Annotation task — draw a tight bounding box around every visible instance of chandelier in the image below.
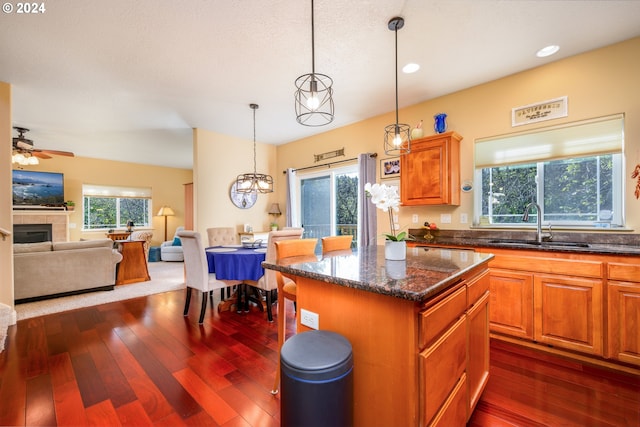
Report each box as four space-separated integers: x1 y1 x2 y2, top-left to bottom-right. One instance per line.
235 104 274 194
384 17 411 156
294 0 334 126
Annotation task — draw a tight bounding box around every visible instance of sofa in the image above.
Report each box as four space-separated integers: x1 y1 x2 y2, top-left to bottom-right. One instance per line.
14 239 123 303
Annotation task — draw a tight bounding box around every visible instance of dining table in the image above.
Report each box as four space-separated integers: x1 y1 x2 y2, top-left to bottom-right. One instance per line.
205 244 268 314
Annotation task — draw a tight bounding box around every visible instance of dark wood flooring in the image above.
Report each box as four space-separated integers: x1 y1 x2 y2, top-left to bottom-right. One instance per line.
1 289 638 426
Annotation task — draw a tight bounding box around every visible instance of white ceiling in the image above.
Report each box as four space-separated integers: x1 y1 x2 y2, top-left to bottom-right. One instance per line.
2 0 639 169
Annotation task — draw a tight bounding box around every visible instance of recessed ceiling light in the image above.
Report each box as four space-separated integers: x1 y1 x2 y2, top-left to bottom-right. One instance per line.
402 63 420 74
536 45 560 58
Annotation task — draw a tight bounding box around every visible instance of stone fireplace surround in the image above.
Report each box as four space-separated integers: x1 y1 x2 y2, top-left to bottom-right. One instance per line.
12 210 70 243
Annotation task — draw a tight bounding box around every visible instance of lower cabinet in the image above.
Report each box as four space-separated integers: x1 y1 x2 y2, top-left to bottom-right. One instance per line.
418 267 490 427
488 269 533 339
482 248 640 369
534 274 603 355
608 262 640 365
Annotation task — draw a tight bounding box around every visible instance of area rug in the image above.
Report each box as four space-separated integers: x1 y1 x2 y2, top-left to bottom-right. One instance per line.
0 303 11 352
15 261 185 321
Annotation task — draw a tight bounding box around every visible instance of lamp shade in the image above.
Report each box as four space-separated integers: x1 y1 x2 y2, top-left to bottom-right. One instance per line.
268 203 282 215
157 206 175 216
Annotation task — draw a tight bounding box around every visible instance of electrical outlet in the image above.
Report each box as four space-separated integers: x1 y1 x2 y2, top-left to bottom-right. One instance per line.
412 214 419 223
441 214 452 224
460 213 468 224
300 308 319 330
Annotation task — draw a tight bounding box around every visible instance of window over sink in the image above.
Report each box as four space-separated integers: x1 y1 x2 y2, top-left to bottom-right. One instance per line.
474 114 624 228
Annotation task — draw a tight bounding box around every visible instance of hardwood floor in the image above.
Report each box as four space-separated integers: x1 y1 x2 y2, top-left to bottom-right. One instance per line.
1 289 638 426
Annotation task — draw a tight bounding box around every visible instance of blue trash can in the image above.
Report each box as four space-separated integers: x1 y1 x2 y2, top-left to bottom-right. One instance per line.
148 246 161 262
280 330 353 427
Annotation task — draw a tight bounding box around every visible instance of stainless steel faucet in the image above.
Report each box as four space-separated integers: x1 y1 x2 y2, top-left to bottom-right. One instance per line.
522 202 542 243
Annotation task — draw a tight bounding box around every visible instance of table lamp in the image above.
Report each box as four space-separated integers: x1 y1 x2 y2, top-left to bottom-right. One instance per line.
157 206 175 241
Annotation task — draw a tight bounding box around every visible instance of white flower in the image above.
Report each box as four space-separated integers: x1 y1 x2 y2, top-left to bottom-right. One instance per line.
365 182 409 241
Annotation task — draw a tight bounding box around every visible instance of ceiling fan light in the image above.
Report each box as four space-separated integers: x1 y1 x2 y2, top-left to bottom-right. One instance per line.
27 156 39 165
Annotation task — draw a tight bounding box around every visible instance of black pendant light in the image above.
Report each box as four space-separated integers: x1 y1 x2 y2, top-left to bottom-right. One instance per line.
384 17 411 156
294 0 334 126
235 104 274 194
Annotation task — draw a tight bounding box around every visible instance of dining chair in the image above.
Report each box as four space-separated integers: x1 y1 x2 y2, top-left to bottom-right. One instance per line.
178 230 240 324
272 237 318 394
241 228 304 322
321 235 353 254
206 227 237 246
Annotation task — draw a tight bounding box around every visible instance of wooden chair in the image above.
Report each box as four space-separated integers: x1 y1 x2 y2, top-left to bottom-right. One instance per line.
321 235 353 254
206 227 237 246
242 228 304 322
272 237 318 394
178 231 239 324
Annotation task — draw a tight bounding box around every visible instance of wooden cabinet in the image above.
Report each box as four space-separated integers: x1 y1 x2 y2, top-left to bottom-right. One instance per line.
607 262 640 366
534 274 603 355
488 269 534 339
481 248 608 358
400 131 462 206
466 270 490 419
294 263 491 426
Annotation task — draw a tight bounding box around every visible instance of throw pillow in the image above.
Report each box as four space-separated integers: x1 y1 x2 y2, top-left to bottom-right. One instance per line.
172 237 182 246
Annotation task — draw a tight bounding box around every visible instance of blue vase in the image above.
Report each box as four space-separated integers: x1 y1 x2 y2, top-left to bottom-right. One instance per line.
434 113 447 134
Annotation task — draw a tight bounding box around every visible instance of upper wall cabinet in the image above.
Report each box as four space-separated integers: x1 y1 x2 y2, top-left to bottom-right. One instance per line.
400 131 462 206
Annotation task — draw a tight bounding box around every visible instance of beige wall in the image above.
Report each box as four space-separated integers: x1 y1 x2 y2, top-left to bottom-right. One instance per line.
193 128 278 241
276 37 640 236
12 156 192 246
1 82 14 313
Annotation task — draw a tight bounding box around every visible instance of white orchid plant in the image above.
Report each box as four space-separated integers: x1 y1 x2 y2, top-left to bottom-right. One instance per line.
365 182 412 241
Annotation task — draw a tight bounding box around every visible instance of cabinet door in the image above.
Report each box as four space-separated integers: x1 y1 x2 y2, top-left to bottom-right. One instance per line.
400 132 461 206
489 269 534 339
608 280 640 366
534 274 603 355
467 290 489 419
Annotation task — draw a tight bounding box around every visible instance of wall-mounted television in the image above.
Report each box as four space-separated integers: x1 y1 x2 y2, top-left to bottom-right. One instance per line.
12 170 65 207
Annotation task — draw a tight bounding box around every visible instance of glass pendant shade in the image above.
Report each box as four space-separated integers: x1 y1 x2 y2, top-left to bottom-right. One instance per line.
384 16 411 156
295 0 334 127
236 103 274 194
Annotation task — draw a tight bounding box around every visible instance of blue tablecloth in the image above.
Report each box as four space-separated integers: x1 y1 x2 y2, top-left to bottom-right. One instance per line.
205 246 266 281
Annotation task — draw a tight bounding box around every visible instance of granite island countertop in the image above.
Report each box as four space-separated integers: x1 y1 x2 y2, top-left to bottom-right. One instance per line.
262 245 493 302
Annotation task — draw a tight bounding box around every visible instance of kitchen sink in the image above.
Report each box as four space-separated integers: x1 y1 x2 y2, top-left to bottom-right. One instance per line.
488 239 590 248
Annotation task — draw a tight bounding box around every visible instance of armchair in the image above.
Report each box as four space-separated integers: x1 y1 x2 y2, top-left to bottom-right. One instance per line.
130 230 153 260
161 226 185 261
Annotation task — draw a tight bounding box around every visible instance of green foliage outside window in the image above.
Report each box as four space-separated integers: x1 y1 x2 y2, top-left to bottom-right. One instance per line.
83 196 151 230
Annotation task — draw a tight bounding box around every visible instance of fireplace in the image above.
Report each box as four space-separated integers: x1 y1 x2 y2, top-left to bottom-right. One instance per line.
13 224 53 244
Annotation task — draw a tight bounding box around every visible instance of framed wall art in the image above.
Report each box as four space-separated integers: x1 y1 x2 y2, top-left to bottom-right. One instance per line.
380 157 400 179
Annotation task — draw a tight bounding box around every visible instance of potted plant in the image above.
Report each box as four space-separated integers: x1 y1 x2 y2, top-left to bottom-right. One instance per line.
364 182 413 260
270 222 278 231
65 200 75 211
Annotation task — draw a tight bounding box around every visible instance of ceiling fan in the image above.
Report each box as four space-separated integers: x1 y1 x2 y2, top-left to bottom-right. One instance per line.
12 127 74 165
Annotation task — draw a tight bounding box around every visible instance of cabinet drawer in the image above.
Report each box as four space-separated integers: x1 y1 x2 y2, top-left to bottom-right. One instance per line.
427 373 467 427
467 269 489 307
420 315 467 426
608 262 640 283
419 284 466 349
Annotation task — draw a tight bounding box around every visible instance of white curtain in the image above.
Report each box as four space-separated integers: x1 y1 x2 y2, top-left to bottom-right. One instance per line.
285 168 298 228
358 153 377 247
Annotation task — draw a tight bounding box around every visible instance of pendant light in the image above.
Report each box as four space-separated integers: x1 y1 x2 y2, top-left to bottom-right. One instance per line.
384 16 411 156
235 104 274 194
294 0 334 126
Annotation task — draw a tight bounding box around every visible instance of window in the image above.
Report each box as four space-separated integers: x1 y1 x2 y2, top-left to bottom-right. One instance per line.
298 165 359 247
82 184 152 230
474 115 624 228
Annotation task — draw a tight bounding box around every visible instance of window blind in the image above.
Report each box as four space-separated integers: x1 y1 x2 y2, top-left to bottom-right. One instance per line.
83 184 151 198
475 114 624 169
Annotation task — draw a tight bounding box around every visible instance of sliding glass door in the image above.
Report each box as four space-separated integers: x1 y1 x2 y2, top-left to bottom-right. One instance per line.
298 165 358 248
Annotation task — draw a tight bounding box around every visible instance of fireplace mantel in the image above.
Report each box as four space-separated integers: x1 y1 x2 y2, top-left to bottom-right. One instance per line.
13 211 70 242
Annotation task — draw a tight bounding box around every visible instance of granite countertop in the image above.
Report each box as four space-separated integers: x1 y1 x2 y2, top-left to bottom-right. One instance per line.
409 229 640 256
262 245 493 302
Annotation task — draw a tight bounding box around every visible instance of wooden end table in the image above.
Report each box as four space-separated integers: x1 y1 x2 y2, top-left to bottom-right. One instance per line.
116 240 150 285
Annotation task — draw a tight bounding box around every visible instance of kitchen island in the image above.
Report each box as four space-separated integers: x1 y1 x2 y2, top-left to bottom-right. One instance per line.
263 245 493 427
